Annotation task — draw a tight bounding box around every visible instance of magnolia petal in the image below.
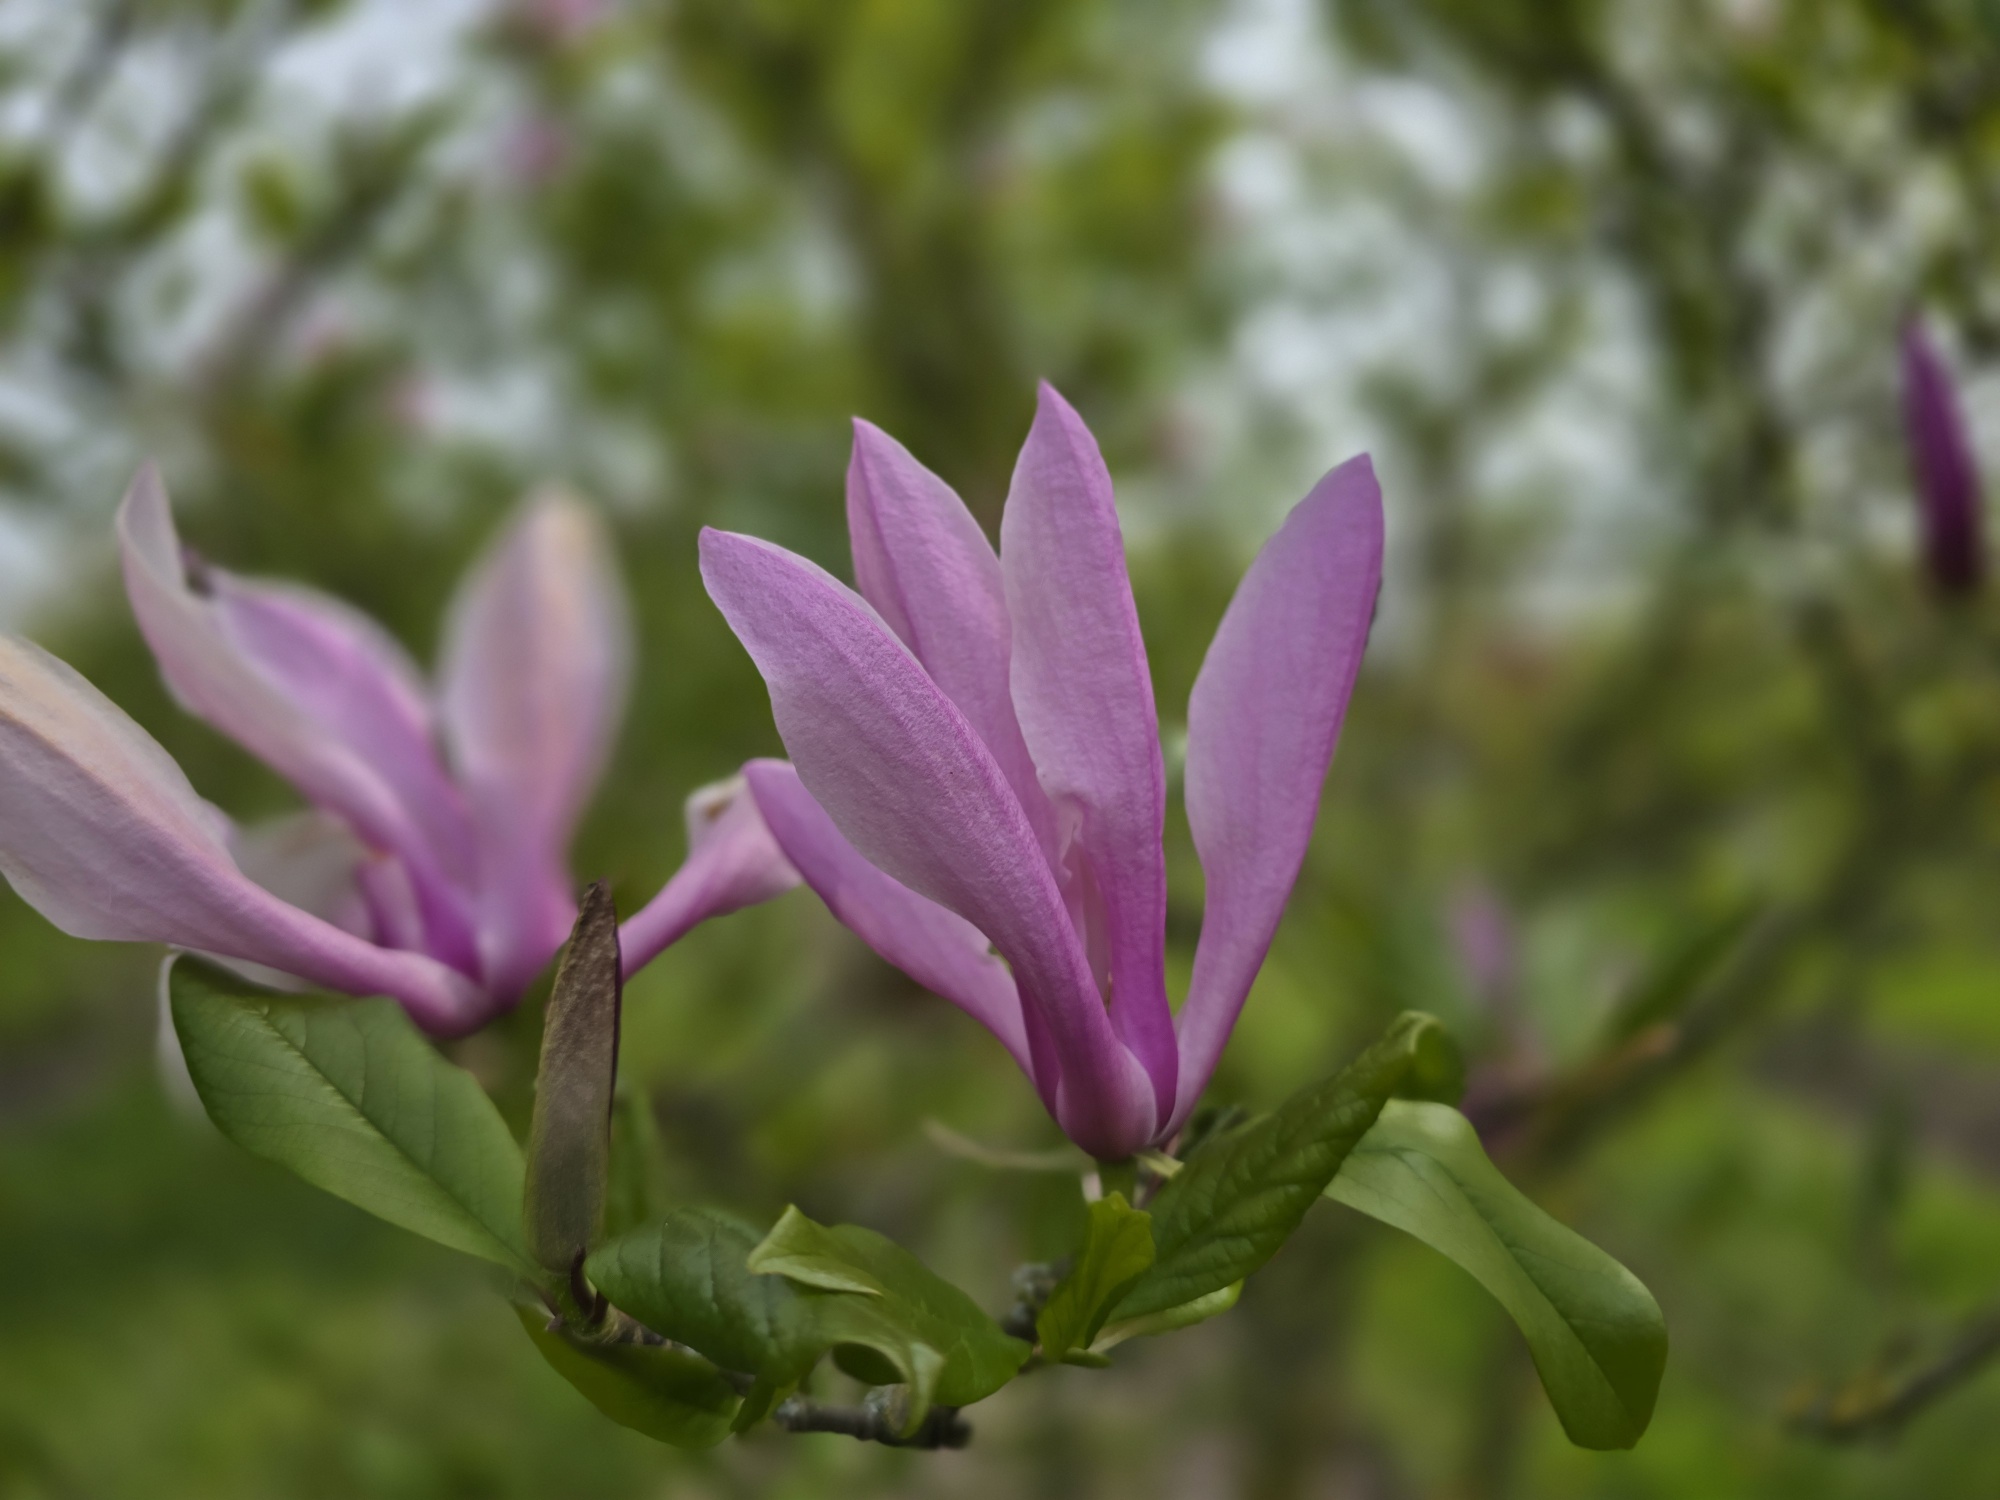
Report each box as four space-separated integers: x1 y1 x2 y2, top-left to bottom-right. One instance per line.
206 578 474 873
440 488 631 998
846 420 1056 858
0 636 486 1032
230 811 374 938
116 467 479 972
618 772 802 975
1173 456 1383 1133
743 758 1033 1075
700 527 1155 1158
999 384 1175 1117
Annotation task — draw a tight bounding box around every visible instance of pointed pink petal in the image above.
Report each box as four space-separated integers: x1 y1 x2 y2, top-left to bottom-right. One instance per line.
440 488 631 998
618 771 802 974
1172 456 1384 1132
846 420 1057 858
999 383 1175 1116
742 758 1033 1075
117 467 479 972
0 637 486 1032
700 526 1154 1158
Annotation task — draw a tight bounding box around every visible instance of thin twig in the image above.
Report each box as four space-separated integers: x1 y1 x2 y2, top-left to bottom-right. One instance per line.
1789 1307 2000 1442
771 1396 971 1449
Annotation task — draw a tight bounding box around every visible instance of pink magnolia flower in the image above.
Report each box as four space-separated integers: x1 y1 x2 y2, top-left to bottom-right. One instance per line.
0 468 795 1035
701 384 1382 1160
1901 319 1985 597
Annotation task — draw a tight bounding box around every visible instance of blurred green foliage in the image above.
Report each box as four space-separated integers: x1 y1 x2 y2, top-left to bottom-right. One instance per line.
7 0 2000 1495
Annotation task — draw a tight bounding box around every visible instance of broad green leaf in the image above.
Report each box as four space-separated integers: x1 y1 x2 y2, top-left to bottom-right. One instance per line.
747 1206 884 1294
585 1207 956 1435
1037 1193 1155 1363
589 1208 829 1384
170 957 532 1275
524 883 622 1276
1325 1100 1667 1450
1113 1011 1451 1320
1093 1281 1242 1352
512 1304 738 1449
750 1206 1031 1406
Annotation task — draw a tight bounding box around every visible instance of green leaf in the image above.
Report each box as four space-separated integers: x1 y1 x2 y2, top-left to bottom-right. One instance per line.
588 1208 829 1385
1093 1281 1242 1353
511 1304 738 1449
586 1207 955 1436
169 957 532 1275
1326 1100 1667 1450
749 1206 1031 1407
1114 1011 1450 1321
524 883 622 1277
1036 1193 1155 1363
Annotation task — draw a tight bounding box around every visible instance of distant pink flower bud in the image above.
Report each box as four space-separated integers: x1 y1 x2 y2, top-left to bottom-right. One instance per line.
1448 880 1515 1009
502 116 569 187
1901 320 1985 597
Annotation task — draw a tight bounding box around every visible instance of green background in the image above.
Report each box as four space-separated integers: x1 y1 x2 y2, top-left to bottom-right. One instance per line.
6 0 2000 1494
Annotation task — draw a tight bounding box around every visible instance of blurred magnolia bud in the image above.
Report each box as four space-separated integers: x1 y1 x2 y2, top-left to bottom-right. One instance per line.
515 0 608 45
1448 879 1516 1011
1900 319 1985 597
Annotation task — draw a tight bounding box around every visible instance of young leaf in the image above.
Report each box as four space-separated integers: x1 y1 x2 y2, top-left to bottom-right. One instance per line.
511 1304 739 1449
1325 1099 1668 1450
749 1206 1031 1406
170 956 532 1275
1113 1011 1451 1321
1036 1193 1155 1363
588 1208 829 1385
588 1208 986 1436
524 882 622 1277
1092 1281 1242 1353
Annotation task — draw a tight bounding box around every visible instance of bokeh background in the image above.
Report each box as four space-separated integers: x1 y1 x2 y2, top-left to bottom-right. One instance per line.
6 0 2000 1495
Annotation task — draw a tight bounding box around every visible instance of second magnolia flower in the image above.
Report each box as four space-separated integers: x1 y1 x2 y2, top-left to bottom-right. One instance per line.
0 472 796 1033
704 383 1383 1160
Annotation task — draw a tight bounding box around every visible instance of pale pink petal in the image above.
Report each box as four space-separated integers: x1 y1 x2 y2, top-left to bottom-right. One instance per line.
116 467 479 972
440 487 631 997
742 758 1032 1075
846 420 1057 858
1172 456 1383 1132
999 383 1175 1116
0 637 486 1032
207 578 473 872
700 527 1155 1158
229 811 374 938
618 772 802 975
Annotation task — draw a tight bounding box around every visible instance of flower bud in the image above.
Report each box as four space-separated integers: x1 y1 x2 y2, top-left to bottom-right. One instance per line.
1901 320 1985 597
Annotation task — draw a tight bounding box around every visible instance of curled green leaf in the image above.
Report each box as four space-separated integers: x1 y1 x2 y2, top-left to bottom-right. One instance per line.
1327 1100 1667 1450
749 1206 1031 1407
